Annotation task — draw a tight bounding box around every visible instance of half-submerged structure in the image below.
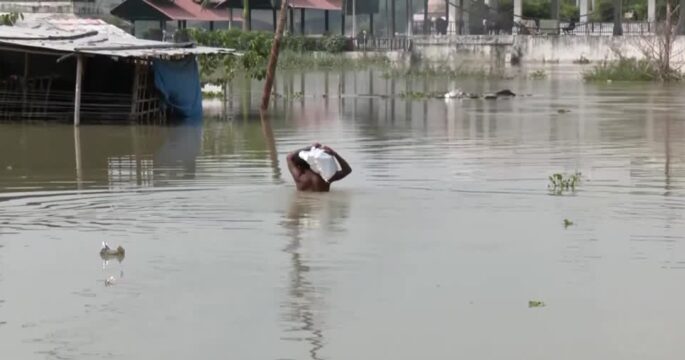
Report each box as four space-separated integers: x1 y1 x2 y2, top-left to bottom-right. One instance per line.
0 19 234 124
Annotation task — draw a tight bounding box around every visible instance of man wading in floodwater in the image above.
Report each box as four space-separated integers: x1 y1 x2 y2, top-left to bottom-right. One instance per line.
287 143 352 192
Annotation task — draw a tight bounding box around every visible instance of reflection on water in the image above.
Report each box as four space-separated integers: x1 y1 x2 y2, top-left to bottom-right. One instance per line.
0 70 684 360
280 192 351 360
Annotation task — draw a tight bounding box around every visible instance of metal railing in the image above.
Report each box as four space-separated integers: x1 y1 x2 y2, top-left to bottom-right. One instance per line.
352 36 412 51
518 21 656 35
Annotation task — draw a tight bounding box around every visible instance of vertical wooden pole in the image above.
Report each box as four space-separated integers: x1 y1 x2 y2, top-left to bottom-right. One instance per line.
130 63 140 121
22 53 28 116
325 10 329 33
210 21 214 31
74 126 83 189
74 55 84 126
289 7 294 33
341 12 346 35
260 0 289 111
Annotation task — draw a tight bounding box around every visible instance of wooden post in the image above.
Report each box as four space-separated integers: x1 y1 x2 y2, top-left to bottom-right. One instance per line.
325 10 329 33
260 0 289 111
130 63 140 121
132 20 136 36
74 126 83 189
74 55 84 126
341 12 346 35
210 21 214 31
22 53 28 116
300 8 305 34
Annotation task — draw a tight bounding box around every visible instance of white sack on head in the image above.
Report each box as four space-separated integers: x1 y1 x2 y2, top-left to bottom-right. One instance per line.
298 147 339 183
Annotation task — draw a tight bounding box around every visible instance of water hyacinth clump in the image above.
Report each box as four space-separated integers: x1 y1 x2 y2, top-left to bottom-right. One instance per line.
548 172 582 194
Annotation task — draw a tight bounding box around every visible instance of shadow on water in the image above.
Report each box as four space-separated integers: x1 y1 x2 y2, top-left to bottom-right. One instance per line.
280 191 351 360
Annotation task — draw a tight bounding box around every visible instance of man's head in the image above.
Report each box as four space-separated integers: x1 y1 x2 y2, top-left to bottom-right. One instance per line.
292 154 310 171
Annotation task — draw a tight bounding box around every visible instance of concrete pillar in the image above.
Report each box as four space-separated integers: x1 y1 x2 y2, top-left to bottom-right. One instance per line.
550 0 560 20
613 0 622 35
407 0 413 36
580 0 588 23
648 0 655 22
390 0 396 36
513 0 522 31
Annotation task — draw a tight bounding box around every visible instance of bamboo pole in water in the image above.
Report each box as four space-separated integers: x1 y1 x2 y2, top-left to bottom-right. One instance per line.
74 55 84 126
260 0 289 111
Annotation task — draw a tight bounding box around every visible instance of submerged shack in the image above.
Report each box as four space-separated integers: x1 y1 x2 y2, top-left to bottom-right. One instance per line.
0 19 233 124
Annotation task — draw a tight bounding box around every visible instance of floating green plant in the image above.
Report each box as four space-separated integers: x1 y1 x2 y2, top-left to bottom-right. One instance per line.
563 219 574 228
529 300 546 308
548 172 582 194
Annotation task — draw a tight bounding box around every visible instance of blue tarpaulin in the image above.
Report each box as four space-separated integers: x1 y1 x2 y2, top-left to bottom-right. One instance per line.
152 56 203 121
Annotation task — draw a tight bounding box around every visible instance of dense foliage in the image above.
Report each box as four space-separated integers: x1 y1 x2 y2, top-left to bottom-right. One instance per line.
189 29 349 82
0 12 23 26
583 57 681 81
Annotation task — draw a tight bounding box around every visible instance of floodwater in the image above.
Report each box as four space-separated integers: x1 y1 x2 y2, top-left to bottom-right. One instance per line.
1 70 684 360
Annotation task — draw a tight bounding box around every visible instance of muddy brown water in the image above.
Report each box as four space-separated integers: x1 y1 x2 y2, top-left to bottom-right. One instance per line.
0 71 684 360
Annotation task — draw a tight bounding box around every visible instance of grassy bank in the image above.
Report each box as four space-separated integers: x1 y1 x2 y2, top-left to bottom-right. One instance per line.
583 57 682 82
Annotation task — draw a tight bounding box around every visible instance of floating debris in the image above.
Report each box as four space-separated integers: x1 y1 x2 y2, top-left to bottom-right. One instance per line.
557 109 571 114
529 300 546 308
105 276 117 287
548 172 582 195
100 242 125 261
563 219 574 228
495 89 516 97
444 88 516 101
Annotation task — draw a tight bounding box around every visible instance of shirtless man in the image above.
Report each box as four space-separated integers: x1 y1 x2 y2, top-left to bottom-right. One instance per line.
286 143 352 192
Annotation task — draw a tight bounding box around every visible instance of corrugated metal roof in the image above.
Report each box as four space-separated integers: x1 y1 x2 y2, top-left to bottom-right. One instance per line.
0 24 235 59
144 0 233 21
215 0 342 11
289 0 342 10
110 0 239 21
